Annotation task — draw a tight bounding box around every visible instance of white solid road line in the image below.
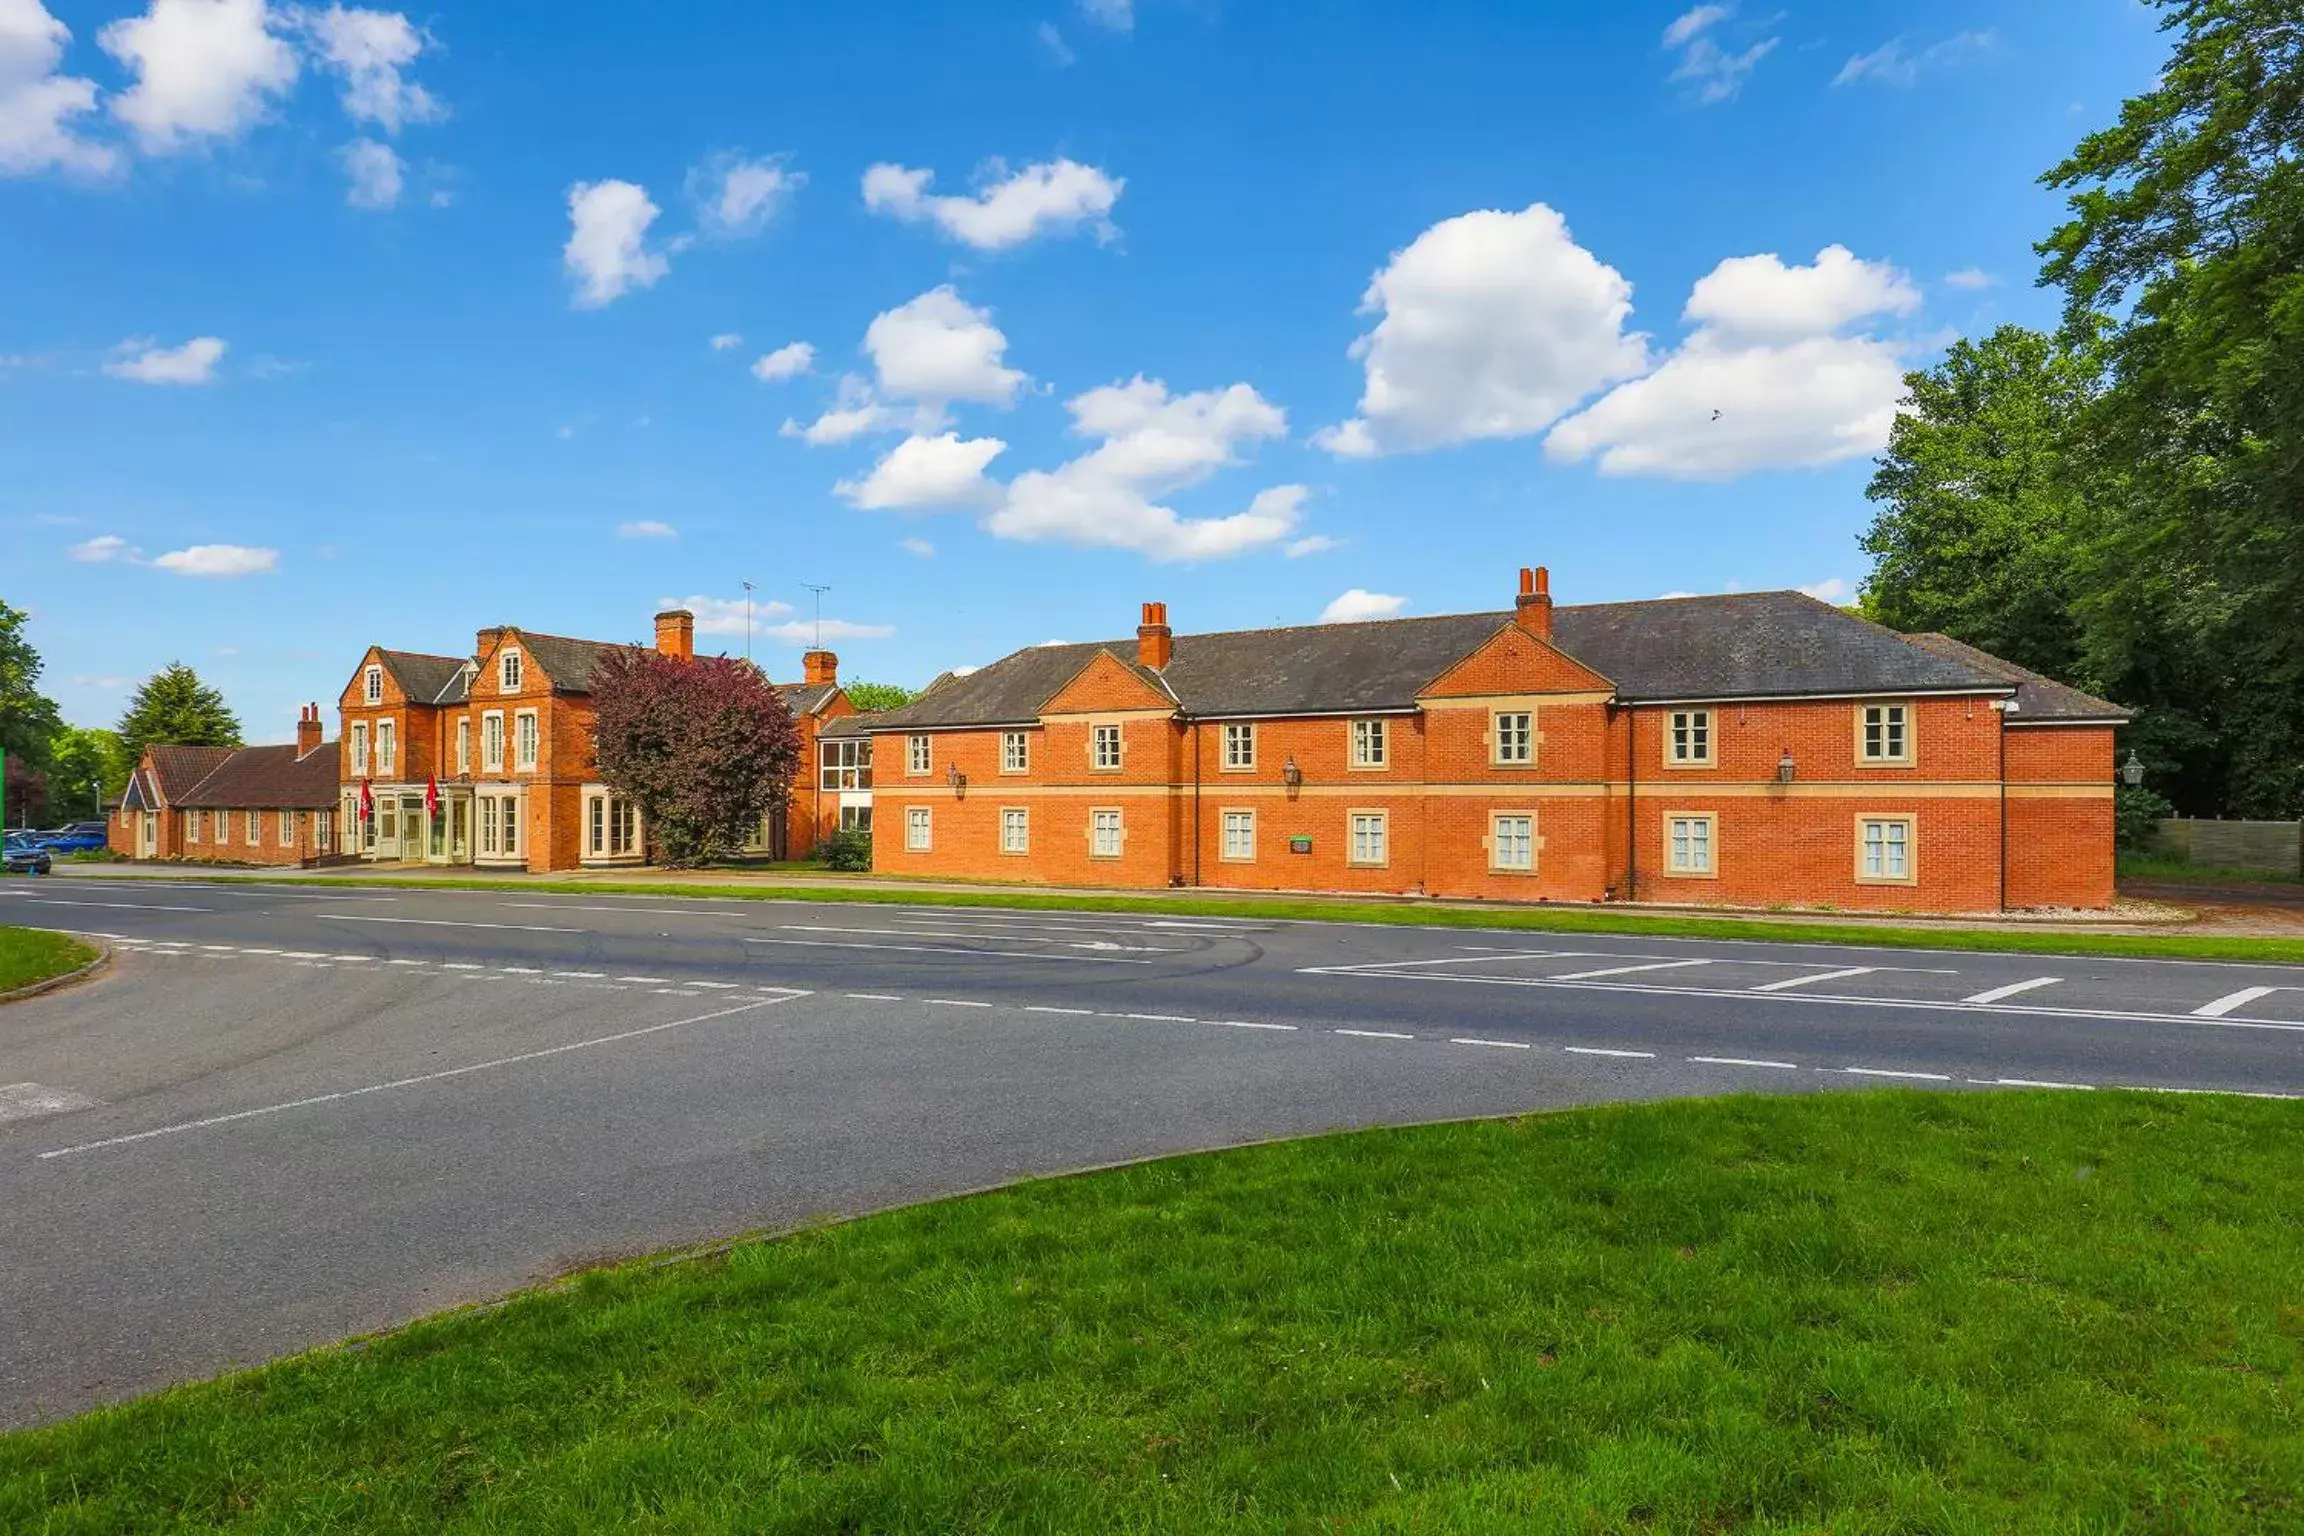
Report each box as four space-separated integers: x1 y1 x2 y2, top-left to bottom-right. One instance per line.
1750 967 1876 993
1319 952 1585 972
0 897 211 912
319 915 582 934
1688 1055 1800 1070
1450 1037 1532 1050
1550 959 1715 981
1842 1067 1952 1081
1963 976 2063 1004
743 936 1151 965
2194 986 2280 1018
783 922 1186 953
37 993 807 1160
1565 1046 1656 1058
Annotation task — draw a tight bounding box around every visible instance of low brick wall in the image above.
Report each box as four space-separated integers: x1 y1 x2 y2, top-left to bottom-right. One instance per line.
2153 818 2304 875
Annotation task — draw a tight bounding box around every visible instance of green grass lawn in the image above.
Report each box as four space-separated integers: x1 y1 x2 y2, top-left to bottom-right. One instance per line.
0 925 97 993
5 1091 2299 1533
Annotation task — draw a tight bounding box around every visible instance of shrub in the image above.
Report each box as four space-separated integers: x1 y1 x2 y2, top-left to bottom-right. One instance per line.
822 827 873 871
2115 786 2175 851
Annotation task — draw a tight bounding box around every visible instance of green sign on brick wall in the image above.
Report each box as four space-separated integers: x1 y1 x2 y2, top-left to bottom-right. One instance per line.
1289 835 1313 854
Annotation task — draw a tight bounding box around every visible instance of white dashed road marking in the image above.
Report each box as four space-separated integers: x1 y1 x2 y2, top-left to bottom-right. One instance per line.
1687 1055 1800 1070
2194 986 2280 1018
319 915 582 934
1549 959 1714 981
1565 1046 1656 1059
1750 967 1875 993
1450 1037 1531 1050
1963 976 2063 1005
1335 1028 1415 1040
1841 1067 1952 1082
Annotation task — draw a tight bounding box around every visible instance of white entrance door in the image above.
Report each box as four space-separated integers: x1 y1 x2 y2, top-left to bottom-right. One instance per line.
139 812 156 857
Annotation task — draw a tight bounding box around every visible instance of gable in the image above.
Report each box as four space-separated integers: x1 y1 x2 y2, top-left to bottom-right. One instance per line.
340 647 399 709
1421 623 1615 701
1041 649 1176 718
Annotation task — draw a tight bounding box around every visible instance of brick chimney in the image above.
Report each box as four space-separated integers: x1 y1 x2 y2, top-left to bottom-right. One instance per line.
654 608 695 661
1137 601 1173 670
803 649 838 687
295 703 323 758
1513 566 1554 641
475 626 506 659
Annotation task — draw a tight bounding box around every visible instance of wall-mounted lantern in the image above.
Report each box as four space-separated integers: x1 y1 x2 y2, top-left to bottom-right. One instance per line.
1282 756 1304 795
2121 751 2145 788
945 762 967 798
1776 748 1797 785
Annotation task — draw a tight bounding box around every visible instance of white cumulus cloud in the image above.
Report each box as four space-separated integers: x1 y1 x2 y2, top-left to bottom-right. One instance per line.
1546 245 1919 481
104 334 226 383
68 533 142 562
761 617 894 644
862 157 1121 250
1316 203 1647 458
1662 4 1775 104
1797 577 1852 603
154 542 276 576
339 134 399 207
864 285 1025 408
1319 589 1407 624
1943 266 1995 290
708 332 742 351
837 431 1007 511
0 0 116 176
564 179 671 308
749 341 813 383
1285 534 1338 558
689 150 801 237
987 376 1308 561
617 520 677 539
303 5 439 132
665 593 790 636
781 375 894 445
101 0 300 153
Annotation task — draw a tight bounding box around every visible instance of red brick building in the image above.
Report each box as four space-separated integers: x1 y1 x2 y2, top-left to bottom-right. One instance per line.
327 608 856 872
110 708 341 866
860 569 2126 912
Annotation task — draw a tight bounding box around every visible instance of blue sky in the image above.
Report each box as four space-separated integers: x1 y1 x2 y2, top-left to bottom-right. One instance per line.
4 0 2165 741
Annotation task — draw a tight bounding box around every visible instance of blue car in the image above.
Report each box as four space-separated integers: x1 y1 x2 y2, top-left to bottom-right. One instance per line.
3 833 53 875
33 822 110 853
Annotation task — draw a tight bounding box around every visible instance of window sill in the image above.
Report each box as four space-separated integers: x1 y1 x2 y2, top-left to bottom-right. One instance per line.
1487 865 1538 877
1662 867 1719 880
1661 760 1715 770
1854 875 1919 887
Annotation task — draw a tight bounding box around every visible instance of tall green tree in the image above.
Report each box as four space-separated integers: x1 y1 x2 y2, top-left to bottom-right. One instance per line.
841 681 916 714
1859 325 2104 684
49 727 130 819
0 597 64 770
2038 0 2304 817
116 664 242 763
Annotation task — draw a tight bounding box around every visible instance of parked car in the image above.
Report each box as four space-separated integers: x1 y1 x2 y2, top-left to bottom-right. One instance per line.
3 833 53 875
33 822 111 853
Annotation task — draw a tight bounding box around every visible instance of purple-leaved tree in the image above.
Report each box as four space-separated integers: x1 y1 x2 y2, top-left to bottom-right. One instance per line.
591 648 800 867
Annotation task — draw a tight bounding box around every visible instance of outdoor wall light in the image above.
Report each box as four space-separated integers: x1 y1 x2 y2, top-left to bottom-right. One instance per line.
945 762 967 796
1282 756 1304 790
1777 749 1797 785
2122 751 2145 788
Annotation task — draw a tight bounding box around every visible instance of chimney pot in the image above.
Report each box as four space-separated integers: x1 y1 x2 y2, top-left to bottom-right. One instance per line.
1514 564 1555 640
803 649 839 687
654 608 695 661
1137 600 1174 671
295 701 323 757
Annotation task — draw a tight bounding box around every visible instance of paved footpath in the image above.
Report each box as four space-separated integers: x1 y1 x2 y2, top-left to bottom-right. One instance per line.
2 875 2300 1427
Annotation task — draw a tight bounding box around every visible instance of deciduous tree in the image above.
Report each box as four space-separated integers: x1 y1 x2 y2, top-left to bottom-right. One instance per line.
592 647 800 867
0 598 63 769
841 681 916 713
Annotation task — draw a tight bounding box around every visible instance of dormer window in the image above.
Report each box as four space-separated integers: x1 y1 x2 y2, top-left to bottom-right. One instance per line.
500 649 523 692
363 665 383 704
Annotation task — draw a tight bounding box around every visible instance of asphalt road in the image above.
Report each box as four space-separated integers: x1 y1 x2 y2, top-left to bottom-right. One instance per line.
2 874 2301 1427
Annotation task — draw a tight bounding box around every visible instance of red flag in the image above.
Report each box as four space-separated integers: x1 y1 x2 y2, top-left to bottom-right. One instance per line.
360 779 374 822
425 776 439 816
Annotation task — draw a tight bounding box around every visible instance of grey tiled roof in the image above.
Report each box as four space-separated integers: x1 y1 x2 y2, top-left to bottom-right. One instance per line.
515 631 627 693
868 591 2031 730
378 650 472 706
1902 633 2129 722
178 743 341 809
778 682 839 717
818 711 882 739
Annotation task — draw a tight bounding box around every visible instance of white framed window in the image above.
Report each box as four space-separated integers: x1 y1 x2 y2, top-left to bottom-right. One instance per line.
184 809 198 843
515 710 539 771
317 809 334 850
1666 813 1716 876
278 810 293 847
1668 709 1712 766
1490 812 1535 873
1348 811 1388 868
500 649 523 693
1493 711 1534 766
482 712 505 772
1350 719 1388 769
375 718 395 776
820 738 872 791
1222 723 1255 770
1857 815 1915 884
479 796 499 855
1859 703 1913 765
1001 731 1029 774
363 664 383 704
1220 809 1256 863
1091 723 1122 771
838 804 872 832
907 734 931 775
905 806 932 852
1001 807 1029 854
499 793 521 856
587 794 639 858
455 718 471 777
1090 808 1123 858
350 721 369 776
244 809 259 846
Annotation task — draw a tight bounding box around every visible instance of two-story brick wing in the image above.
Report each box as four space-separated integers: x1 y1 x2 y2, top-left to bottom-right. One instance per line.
860 567 2127 912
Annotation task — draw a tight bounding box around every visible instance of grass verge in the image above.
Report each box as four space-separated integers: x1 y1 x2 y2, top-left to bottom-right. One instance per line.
5 1091 2300 1532
80 867 2304 964
0 926 97 994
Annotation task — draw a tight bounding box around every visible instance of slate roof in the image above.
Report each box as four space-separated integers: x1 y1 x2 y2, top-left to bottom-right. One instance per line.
1902 633 2129 722
177 743 342 809
867 591 2046 731
378 649 472 706
513 631 627 694
819 711 882 739
778 682 839 718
